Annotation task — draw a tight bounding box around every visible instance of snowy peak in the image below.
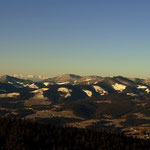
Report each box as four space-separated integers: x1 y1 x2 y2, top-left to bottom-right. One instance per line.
13 74 48 82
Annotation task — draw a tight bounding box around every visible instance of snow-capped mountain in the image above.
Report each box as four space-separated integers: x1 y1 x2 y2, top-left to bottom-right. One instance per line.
0 74 150 102
12 74 48 82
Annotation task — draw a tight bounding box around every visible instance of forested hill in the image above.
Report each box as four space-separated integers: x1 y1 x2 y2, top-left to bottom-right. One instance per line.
0 117 150 150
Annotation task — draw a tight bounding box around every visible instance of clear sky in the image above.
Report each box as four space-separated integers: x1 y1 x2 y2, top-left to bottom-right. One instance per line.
0 0 150 78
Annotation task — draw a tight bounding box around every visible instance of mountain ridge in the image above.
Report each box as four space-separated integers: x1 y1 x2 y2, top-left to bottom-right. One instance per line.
1 74 150 139
0 74 150 98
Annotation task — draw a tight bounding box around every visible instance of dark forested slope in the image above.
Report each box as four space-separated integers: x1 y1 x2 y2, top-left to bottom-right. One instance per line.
0 117 150 150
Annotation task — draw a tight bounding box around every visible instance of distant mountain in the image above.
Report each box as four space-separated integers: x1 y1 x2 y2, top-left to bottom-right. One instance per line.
0 75 26 83
12 74 48 82
44 74 103 85
44 74 81 85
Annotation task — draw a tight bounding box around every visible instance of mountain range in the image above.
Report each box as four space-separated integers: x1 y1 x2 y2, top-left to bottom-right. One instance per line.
12 74 49 81
1 74 150 139
0 74 150 99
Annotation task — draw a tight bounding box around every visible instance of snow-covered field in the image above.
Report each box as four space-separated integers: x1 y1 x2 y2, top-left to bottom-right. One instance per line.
112 83 126 92
58 87 72 98
83 90 92 97
93 85 108 95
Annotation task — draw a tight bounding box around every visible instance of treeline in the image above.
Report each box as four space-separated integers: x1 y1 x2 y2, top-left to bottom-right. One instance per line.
0 117 150 150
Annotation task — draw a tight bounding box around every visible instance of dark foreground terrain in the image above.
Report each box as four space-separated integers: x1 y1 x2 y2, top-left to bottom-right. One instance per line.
0 117 150 150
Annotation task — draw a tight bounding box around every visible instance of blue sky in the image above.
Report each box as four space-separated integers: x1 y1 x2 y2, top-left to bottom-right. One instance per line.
0 0 150 78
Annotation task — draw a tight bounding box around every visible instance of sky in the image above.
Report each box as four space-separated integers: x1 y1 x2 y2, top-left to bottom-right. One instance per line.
0 0 150 78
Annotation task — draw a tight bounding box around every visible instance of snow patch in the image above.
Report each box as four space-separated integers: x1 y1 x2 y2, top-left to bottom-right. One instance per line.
83 90 92 97
93 85 108 95
127 93 138 96
32 88 49 93
57 82 69 85
85 78 92 82
0 93 20 98
58 87 72 98
29 83 38 89
32 93 46 100
112 83 126 92
43 82 50 86
24 83 38 89
31 88 49 100
137 85 147 89
94 81 98 84
16 81 24 85
29 84 39 89
8 81 13 84
145 89 150 93
74 80 77 83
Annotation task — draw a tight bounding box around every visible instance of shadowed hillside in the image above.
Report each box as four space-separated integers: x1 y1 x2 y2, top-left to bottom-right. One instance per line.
0 117 150 150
